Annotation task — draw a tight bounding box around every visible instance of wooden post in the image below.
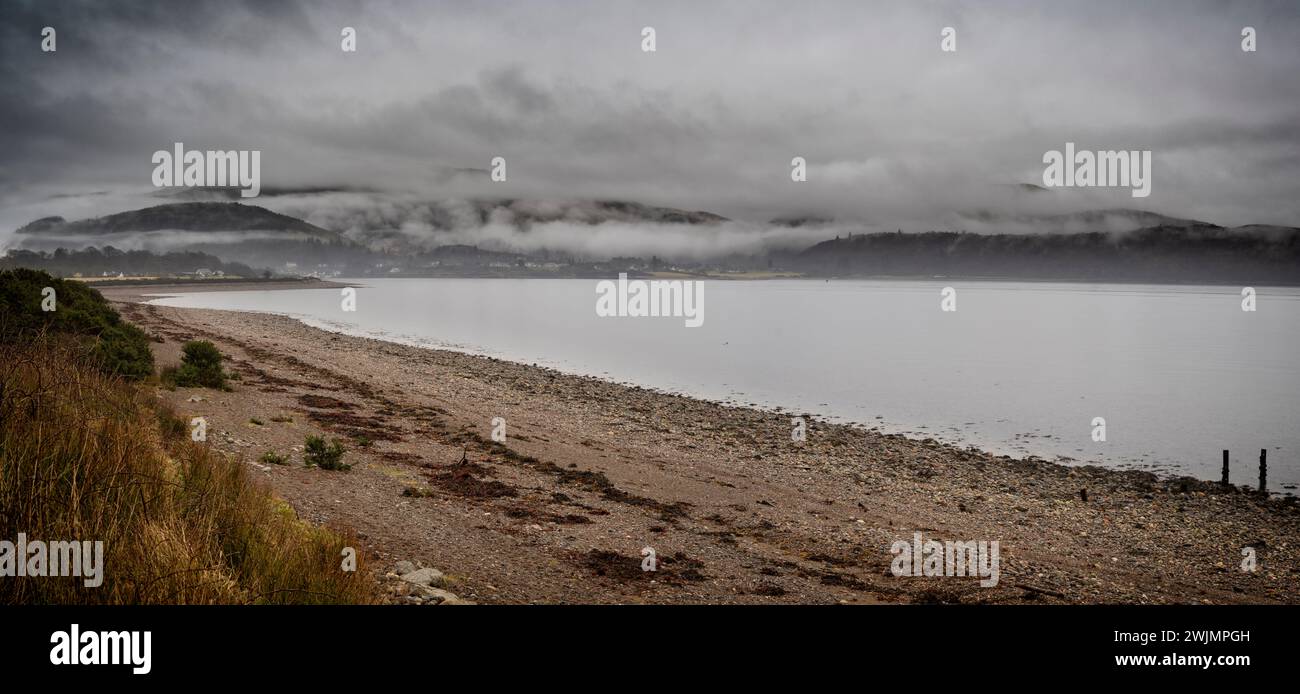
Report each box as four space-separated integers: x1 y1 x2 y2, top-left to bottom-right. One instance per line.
1222 450 1229 485
1259 449 1267 493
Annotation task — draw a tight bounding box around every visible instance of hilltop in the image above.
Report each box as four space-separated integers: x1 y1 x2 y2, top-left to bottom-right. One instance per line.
16 202 342 240
785 223 1300 284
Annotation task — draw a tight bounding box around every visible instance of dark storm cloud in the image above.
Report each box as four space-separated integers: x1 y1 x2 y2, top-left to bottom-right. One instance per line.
2 0 1299 245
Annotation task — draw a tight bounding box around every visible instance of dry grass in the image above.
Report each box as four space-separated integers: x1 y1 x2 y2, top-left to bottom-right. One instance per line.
0 336 381 604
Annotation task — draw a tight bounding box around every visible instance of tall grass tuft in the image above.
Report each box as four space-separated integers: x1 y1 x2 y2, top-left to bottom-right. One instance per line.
0 336 381 604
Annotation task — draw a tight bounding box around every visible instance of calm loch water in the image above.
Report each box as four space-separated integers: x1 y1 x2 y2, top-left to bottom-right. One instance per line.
149 278 1300 492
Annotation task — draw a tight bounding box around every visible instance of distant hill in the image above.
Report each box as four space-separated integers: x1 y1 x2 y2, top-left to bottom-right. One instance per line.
786 223 1300 284
398 198 730 227
1033 208 1207 230
13 198 1298 284
16 202 343 241
243 196 732 256
573 200 728 225
13 202 355 269
954 207 1208 232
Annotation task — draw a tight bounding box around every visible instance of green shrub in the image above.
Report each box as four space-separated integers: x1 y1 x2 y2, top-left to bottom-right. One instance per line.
259 451 288 466
0 268 153 378
181 340 226 386
304 435 348 471
163 340 228 389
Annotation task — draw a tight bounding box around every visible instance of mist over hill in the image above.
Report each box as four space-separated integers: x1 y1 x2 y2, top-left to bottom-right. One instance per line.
14 202 358 269
16 202 340 238
6 198 1299 284
783 224 1300 284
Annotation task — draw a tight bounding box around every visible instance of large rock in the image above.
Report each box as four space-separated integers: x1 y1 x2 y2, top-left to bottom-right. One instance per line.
393 560 416 575
425 588 474 605
403 583 473 605
399 567 444 586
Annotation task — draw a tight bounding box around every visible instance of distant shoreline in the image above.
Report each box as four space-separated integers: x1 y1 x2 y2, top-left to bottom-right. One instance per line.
96 271 1300 288
96 277 352 302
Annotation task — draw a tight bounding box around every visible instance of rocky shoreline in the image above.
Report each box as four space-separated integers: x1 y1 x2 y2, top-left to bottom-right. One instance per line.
106 292 1300 604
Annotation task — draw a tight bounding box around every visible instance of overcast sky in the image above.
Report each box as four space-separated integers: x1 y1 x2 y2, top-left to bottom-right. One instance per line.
3 0 1299 239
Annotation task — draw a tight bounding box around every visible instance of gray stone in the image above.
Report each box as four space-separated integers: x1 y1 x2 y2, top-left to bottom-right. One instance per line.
425 588 475 605
399 567 444 586
393 560 416 575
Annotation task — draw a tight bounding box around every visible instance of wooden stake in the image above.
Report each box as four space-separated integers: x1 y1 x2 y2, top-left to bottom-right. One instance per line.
1258 449 1267 493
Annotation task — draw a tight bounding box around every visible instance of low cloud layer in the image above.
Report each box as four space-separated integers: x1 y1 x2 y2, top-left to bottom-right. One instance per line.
3 0 1299 251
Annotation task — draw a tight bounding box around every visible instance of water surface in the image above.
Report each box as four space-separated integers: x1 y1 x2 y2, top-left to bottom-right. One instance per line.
148 278 1300 492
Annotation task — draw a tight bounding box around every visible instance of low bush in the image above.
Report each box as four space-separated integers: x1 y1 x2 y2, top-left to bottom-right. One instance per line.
0 268 153 378
162 340 228 389
304 435 348 471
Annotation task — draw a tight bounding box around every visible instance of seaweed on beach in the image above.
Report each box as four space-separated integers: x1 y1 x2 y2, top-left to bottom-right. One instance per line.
535 460 692 521
296 394 404 442
440 423 691 521
429 466 518 499
577 549 707 584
